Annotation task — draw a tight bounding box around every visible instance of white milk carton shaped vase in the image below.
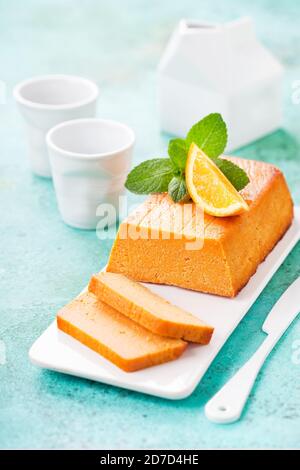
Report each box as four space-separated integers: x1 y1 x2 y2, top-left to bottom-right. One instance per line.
158 18 283 151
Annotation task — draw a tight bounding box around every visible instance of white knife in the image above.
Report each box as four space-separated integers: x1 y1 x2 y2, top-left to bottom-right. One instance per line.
205 277 300 424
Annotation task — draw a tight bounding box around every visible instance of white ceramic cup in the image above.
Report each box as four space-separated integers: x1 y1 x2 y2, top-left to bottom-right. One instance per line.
13 75 99 177
46 118 135 229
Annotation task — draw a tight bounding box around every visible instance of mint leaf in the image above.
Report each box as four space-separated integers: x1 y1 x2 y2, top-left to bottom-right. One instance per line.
125 158 174 194
168 138 187 171
186 113 227 158
168 175 188 202
213 158 250 191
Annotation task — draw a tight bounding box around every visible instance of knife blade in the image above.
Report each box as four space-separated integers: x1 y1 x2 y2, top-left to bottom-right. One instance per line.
205 277 300 424
262 276 300 335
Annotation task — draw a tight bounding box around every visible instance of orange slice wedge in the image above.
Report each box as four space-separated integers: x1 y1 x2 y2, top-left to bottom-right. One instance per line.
185 143 249 217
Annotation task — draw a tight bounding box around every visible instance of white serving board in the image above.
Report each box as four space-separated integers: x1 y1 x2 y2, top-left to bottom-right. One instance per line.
29 209 300 399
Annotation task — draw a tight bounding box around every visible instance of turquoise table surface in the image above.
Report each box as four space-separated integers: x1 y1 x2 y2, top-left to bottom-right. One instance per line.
0 0 299 450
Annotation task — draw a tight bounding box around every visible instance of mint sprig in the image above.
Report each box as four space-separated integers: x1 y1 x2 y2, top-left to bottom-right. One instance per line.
186 113 227 158
213 158 249 191
125 113 249 202
168 138 187 171
124 158 174 194
168 176 188 203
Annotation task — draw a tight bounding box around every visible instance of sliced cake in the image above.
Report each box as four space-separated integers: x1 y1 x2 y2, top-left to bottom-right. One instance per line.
89 272 214 343
57 292 187 372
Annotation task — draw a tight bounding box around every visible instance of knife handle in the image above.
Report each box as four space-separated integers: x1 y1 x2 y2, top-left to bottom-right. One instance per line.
205 335 275 424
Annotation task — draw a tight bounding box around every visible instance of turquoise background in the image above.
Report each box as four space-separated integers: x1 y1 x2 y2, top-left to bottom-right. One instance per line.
0 0 299 449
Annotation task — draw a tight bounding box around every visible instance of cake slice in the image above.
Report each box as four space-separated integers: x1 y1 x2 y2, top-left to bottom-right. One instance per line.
107 157 293 297
89 272 214 344
57 292 187 372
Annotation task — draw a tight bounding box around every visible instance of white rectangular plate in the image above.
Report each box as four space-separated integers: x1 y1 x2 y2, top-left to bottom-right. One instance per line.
29 208 300 399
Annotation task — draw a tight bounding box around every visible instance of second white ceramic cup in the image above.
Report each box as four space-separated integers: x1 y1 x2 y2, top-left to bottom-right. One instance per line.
13 75 99 177
46 118 135 229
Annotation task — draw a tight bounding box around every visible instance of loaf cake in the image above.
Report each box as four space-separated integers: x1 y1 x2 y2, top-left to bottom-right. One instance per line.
107 157 293 297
